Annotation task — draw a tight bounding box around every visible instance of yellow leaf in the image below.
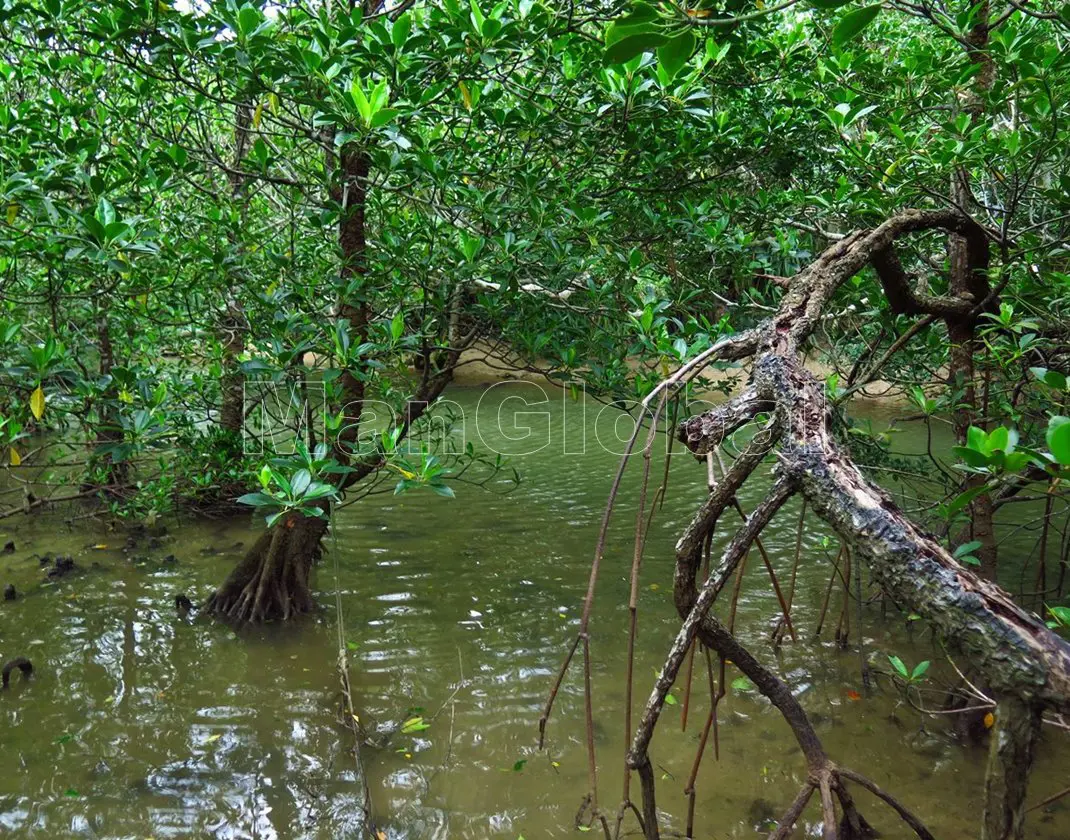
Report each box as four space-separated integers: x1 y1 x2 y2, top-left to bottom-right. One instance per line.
252 101 264 129
9 447 21 466
205 733 222 744
268 92 279 115
93 544 108 550
458 80 472 111
136 293 148 306
984 712 995 729
119 389 134 404
6 203 17 224
30 385 45 420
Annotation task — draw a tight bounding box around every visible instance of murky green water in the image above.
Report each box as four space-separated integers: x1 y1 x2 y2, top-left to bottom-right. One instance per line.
1 385 1068 838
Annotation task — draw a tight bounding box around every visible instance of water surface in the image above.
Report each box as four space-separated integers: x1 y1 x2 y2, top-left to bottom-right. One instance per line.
1 385 1068 838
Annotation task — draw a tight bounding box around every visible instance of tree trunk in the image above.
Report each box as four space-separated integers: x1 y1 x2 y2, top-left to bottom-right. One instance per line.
204 512 327 622
947 0 999 579
218 102 252 440
209 141 369 623
981 696 1042 840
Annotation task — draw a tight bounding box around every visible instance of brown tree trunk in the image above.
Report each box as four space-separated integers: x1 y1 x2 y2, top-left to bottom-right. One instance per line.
94 312 128 488
204 511 327 622
981 696 1042 840
218 102 252 439
947 0 999 579
208 140 370 623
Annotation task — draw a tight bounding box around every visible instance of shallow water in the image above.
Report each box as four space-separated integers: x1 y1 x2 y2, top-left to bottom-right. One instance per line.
1 384 1068 838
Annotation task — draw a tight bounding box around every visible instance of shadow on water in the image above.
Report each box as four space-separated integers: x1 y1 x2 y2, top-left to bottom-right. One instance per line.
0 385 1068 838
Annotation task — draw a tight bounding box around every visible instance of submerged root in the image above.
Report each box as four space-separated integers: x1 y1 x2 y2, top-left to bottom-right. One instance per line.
205 512 327 623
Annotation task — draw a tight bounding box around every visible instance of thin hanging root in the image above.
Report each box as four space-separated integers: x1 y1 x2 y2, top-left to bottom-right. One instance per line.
684 648 723 839
680 640 697 731
540 331 761 752
727 495 796 641
616 395 666 837
814 545 845 637
836 548 853 648
681 528 715 735
773 498 807 644
330 529 374 838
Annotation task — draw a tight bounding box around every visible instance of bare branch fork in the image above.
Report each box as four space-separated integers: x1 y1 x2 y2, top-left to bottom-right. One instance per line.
542 208 1070 840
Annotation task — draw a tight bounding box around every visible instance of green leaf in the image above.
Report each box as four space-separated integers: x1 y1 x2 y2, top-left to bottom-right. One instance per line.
987 426 1009 454
954 540 984 558
810 0 854 7
371 108 399 128
663 692 677 705
1031 367 1068 390
469 0 485 31
392 12 411 49
291 468 311 497
512 758 527 771
351 79 372 126
1047 416 1070 466
888 655 908 679
832 4 881 47
911 660 931 680
236 492 278 507
945 484 988 516
237 5 261 38
657 30 695 80
1047 605 1070 627
605 31 668 65
730 676 754 691
951 445 990 469
401 715 431 733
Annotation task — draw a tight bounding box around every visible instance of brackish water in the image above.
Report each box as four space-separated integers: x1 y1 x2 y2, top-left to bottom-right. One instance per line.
1 384 1068 838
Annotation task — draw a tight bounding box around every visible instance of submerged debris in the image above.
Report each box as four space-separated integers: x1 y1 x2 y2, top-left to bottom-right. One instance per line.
1 657 33 688
45 555 77 579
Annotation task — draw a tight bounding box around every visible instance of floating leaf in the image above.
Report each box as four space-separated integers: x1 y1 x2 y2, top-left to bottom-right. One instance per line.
401 716 430 734
205 733 222 744
983 712 995 729
846 689 861 701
